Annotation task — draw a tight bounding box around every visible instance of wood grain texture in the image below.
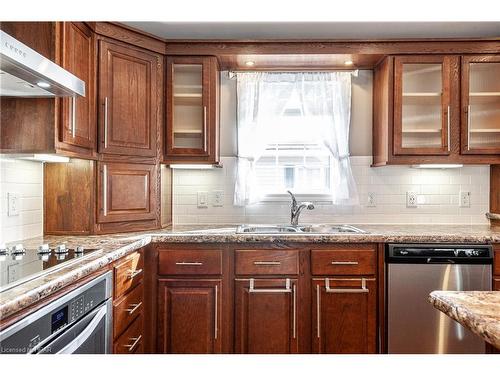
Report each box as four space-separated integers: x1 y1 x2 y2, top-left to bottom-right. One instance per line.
44 159 95 235
311 247 376 276
165 56 220 164
460 55 500 155
235 249 299 275
157 279 222 353
372 57 392 166
98 40 161 158
234 278 299 353
97 162 157 224
114 251 144 299
312 278 377 354
113 281 144 339
113 313 144 354
58 22 97 154
158 249 222 275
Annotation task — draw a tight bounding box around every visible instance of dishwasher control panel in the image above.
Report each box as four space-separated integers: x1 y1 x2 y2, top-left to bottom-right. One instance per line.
386 244 493 264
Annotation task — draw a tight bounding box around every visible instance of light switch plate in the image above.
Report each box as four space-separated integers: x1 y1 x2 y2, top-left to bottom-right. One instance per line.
212 190 224 207
7 192 20 216
460 191 471 208
197 191 208 208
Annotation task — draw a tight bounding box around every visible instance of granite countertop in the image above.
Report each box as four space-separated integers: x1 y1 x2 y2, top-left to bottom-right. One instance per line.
429 291 500 350
1 224 499 322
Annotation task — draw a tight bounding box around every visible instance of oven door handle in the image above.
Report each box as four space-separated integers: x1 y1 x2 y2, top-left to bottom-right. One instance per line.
57 303 108 354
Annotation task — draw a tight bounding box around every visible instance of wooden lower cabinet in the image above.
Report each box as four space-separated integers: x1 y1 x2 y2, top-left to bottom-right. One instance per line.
312 278 377 354
234 278 299 354
157 279 222 353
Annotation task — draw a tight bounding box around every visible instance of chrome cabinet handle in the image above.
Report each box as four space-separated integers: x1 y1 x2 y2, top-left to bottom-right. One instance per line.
127 268 143 280
324 278 369 294
123 335 142 352
71 96 77 138
203 105 207 151
253 261 281 266
104 97 108 148
125 302 142 315
248 278 291 293
447 105 451 151
214 285 218 340
331 261 358 265
466 105 471 151
175 261 203 266
102 164 107 216
316 285 321 338
292 284 297 339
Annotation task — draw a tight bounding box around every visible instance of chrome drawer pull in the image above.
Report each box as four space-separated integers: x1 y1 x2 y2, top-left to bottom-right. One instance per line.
123 335 142 352
447 105 451 152
316 285 321 338
331 261 359 265
253 261 281 266
103 97 109 148
214 285 218 340
175 261 203 266
292 284 297 339
127 268 143 280
125 302 143 315
325 278 369 294
248 278 291 293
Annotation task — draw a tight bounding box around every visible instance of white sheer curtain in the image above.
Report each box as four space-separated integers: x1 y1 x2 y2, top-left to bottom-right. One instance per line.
234 73 295 205
234 71 358 206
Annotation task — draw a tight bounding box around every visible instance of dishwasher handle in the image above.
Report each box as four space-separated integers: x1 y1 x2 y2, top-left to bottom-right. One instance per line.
426 258 455 264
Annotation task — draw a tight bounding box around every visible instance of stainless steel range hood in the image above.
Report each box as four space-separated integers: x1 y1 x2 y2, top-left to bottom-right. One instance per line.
0 30 85 97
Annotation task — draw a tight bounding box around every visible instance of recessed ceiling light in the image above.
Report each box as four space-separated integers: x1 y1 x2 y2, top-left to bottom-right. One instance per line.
36 82 51 88
344 60 354 66
245 61 255 67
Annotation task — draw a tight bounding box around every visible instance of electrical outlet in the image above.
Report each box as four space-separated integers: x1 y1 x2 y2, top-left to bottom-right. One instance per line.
460 191 471 208
366 192 376 207
197 191 208 208
212 190 224 207
406 191 418 208
7 192 20 216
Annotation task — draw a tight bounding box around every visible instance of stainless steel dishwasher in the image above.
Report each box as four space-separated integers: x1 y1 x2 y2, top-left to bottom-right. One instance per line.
386 244 492 354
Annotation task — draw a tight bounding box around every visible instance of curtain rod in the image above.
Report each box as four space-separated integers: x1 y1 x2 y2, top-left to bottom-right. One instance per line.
227 69 359 79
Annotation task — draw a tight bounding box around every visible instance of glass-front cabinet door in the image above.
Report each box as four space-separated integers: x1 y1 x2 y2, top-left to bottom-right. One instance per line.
166 56 218 162
393 56 453 156
461 55 500 154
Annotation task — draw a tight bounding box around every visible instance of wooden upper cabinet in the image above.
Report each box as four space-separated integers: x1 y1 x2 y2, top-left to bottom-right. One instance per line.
312 278 376 354
165 56 220 164
234 278 299 354
157 279 222 353
97 162 157 224
393 55 456 156
98 40 162 157
461 55 500 155
58 22 96 154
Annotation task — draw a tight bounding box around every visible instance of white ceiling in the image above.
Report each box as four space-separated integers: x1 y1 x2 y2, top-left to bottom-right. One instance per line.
123 22 500 40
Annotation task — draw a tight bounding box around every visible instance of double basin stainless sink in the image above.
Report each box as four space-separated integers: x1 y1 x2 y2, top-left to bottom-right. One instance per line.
236 224 366 234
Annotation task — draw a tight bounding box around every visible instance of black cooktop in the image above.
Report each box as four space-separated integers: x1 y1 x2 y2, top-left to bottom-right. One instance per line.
0 244 102 292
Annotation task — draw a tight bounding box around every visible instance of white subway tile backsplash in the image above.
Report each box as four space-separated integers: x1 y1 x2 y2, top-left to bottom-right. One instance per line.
0 159 44 243
171 156 490 225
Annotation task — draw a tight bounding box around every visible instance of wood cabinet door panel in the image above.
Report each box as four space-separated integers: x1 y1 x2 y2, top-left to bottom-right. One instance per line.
234 278 298 353
312 278 376 354
99 40 159 157
60 22 96 151
97 162 156 223
157 279 222 353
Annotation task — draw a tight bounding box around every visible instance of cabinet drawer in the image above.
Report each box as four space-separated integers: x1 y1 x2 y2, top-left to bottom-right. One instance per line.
235 250 299 276
114 251 144 298
114 282 144 339
158 249 222 275
114 314 144 354
311 248 376 276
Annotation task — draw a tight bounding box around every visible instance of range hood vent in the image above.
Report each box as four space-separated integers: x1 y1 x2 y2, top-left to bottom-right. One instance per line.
0 30 85 97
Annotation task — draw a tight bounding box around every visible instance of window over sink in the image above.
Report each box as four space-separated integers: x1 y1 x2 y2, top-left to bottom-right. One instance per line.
234 71 358 205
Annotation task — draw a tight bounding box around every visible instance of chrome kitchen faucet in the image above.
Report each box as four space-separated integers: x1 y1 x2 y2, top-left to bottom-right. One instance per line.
287 190 315 226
